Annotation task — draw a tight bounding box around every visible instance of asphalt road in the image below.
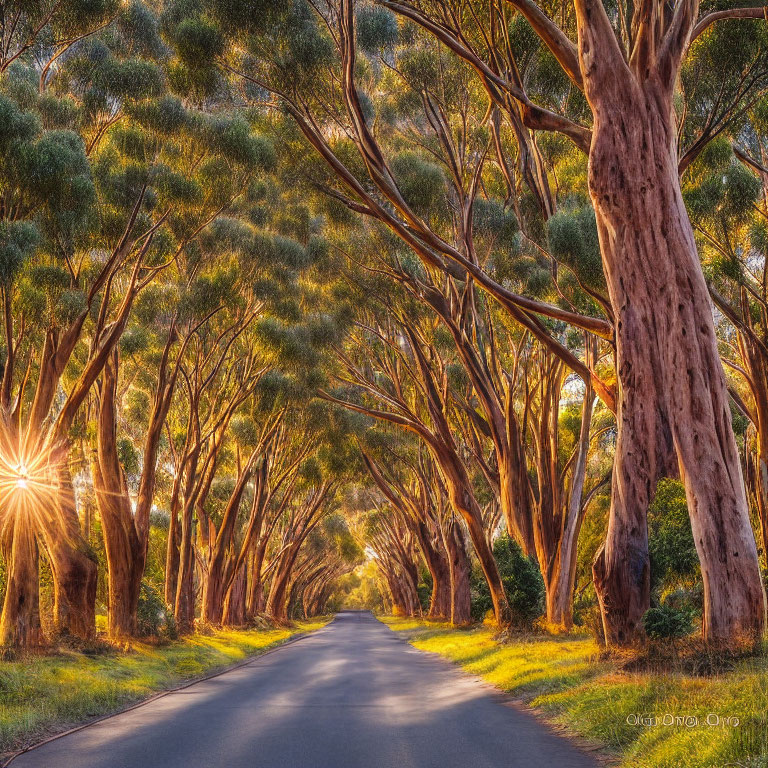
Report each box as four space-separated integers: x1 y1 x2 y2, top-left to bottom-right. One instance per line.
12 612 598 768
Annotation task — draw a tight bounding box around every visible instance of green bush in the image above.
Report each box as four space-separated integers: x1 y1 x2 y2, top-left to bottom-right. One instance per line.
417 569 432 612
648 479 700 593
642 602 695 641
470 535 545 626
136 581 176 638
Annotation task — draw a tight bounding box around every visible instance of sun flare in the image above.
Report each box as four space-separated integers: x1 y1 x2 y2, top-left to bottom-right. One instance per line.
0 425 65 530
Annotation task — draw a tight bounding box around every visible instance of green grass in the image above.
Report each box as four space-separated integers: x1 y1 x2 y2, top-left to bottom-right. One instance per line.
379 617 768 768
0 618 330 759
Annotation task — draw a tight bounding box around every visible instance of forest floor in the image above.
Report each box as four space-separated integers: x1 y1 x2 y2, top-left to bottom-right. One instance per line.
0 617 330 761
379 616 768 768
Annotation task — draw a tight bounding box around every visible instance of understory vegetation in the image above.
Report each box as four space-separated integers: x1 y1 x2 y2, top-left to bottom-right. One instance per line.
0 618 329 759
380 617 768 768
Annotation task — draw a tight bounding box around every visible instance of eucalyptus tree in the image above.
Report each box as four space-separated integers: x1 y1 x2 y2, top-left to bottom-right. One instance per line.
89 87 276 638
362 448 452 620
265 474 338 623
369 0 768 646
178 0 768 645
362 502 423 617
159 0 623 629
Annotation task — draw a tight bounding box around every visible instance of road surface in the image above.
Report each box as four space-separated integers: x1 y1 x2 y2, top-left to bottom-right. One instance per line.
12 612 598 768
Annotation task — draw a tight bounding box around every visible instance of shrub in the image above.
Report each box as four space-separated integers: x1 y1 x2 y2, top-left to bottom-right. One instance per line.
642 603 695 641
648 479 700 593
417 569 432 612
470 535 545 626
136 581 176 638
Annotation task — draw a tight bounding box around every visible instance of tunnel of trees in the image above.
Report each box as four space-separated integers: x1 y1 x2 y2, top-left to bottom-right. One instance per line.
0 0 767 651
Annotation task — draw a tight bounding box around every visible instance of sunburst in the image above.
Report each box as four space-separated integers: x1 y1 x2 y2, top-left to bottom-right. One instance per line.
0 422 65 533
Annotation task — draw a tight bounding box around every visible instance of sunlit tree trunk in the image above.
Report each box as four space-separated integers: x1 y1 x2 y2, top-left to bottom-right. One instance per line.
223 563 247 626
442 515 471 626
247 536 269 618
580 17 766 643
266 543 301 624
38 466 98 640
0 519 43 649
93 351 143 639
414 520 451 619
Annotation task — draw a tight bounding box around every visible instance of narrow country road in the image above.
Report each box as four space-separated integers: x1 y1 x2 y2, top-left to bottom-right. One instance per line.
12 613 598 768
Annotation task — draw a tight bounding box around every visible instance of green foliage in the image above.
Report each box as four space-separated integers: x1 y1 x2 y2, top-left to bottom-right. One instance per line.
547 206 604 288
471 535 544 625
0 221 38 284
472 198 519 248
356 7 398 52
136 581 177 638
648 479 700 595
417 569 432 611
642 603 696 641
390 152 445 215
118 438 140 476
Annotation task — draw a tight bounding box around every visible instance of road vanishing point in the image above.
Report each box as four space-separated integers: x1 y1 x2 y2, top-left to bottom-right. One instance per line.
11 612 598 768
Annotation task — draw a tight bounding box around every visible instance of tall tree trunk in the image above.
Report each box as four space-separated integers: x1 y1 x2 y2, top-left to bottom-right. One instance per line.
94 352 145 639
415 521 451 619
0 519 43 648
387 569 409 616
449 482 510 625
164 505 180 608
223 563 247 626
266 545 300 624
442 516 471 626
587 70 766 644
39 467 97 640
94 456 142 639
201 455 255 625
175 497 197 633
247 537 268 618
543 380 595 630
738 333 768 561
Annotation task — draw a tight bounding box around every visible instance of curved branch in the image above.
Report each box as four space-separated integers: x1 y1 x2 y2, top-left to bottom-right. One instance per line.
501 0 582 89
690 6 767 44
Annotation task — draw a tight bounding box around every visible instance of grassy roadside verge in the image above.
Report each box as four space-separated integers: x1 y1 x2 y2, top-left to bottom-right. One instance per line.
0 617 331 759
378 617 768 768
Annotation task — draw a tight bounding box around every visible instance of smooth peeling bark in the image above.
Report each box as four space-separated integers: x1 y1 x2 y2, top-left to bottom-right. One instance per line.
164 505 180 608
266 545 300 624
446 478 511 626
0 519 44 649
754 444 768 560
443 517 471 626
174 497 197 633
247 537 269 618
223 563 247 626
415 521 451 619
585 58 766 644
93 355 144 639
399 551 422 617
94 457 142 639
39 467 98 640
543 381 595 630
201 458 255 626
736 331 768 559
